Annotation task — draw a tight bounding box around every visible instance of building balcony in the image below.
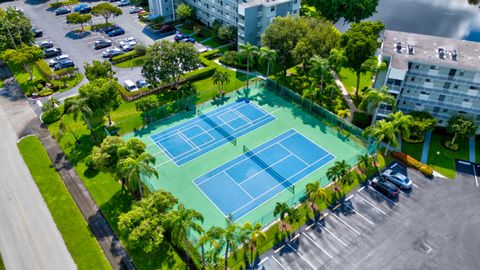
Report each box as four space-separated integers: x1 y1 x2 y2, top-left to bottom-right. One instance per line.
402 82 480 99
399 96 480 114
407 70 480 87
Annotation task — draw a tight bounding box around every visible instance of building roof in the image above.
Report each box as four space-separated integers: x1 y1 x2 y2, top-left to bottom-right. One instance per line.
381 30 480 71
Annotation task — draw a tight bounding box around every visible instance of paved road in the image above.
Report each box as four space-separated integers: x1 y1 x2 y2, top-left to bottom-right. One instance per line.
0 85 75 269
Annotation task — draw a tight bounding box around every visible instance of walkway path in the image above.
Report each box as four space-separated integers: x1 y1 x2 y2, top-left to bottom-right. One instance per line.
469 136 476 162
421 131 432 163
331 71 356 122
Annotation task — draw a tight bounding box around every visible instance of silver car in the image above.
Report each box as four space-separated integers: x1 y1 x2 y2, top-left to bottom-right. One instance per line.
381 169 412 189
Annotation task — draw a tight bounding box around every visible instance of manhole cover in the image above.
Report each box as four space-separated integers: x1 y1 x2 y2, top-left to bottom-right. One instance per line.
414 239 433 254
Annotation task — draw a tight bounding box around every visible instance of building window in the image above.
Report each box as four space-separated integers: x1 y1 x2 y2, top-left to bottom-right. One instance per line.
411 77 415 81
293 10 297 14
415 64 419 69
443 108 448 112
459 71 464 76
271 6 275 11
430 65 436 69
416 103 421 106
426 79 431 82
459 111 467 114
420 91 429 95
294 0 298 3
439 120 443 124
464 98 470 102
454 84 459 89
433 107 440 113
443 82 451 89
438 95 446 101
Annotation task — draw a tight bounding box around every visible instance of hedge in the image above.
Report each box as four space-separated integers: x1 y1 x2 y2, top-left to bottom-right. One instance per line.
41 106 64 124
49 0 79 8
111 51 139 64
35 60 53 81
391 151 433 177
117 50 219 101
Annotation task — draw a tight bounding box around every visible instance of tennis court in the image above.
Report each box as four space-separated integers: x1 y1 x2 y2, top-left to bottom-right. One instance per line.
193 129 335 220
150 99 275 166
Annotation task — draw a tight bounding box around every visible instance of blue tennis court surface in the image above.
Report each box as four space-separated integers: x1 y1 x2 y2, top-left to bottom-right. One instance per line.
193 129 335 220
150 100 275 166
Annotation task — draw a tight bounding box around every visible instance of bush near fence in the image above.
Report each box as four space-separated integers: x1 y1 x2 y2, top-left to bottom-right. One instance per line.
117 50 218 101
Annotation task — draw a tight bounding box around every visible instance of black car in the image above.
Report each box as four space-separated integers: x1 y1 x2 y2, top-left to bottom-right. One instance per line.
55 7 71 15
101 25 121 33
107 28 125 37
32 27 43 38
44 48 62 58
79 6 92 14
371 176 399 199
94 39 112 50
53 60 74 71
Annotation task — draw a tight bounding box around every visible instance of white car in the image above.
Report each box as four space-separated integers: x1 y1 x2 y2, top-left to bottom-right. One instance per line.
118 0 130 6
119 37 137 47
381 169 412 190
102 47 122 58
49 55 70 66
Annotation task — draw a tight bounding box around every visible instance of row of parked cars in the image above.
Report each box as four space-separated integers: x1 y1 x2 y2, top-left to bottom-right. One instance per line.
36 40 74 71
123 79 149 92
96 36 137 58
371 169 412 199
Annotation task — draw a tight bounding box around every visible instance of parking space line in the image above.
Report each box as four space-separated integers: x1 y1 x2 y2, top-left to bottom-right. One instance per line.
358 186 365 192
316 221 348 247
259 257 269 265
291 234 300 241
271 256 287 270
274 244 285 253
356 194 387 215
305 223 315 231
330 212 361 235
302 232 333 258
342 201 375 225
412 182 419 188
287 243 316 270
366 185 397 205
473 164 478 187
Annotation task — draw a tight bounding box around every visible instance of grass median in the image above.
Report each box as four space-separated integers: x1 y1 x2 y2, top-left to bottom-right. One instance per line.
17 136 111 270
427 133 469 179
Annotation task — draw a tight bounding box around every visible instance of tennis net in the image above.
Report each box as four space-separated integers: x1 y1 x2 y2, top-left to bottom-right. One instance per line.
243 145 295 194
198 109 237 146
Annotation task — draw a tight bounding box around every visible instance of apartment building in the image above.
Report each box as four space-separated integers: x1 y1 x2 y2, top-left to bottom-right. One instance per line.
376 30 480 126
149 0 301 46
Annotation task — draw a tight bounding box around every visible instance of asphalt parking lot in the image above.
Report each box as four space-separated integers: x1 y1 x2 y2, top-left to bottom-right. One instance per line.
256 162 480 270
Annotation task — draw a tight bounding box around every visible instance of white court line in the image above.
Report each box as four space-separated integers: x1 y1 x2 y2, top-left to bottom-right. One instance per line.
224 172 254 200
342 200 375 225
316 221 348 247
271 256 287 270
286 243 316 270
178 132 199 151
302 232 333 258
154 159 172 168
330 212 361 235
355 194 387 215
277 143 309 166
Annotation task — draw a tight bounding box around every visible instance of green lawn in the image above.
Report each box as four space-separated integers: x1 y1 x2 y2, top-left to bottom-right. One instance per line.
427 133 469 179
177 24 195 35
476 137 480 163
0 80 4 88
402 141 423 161
115 56 145 68
338 68 373 104
17 136 111 270
201 38 224 49
8 63 45 92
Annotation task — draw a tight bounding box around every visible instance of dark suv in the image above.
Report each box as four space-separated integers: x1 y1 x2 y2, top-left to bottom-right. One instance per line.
371 176 399 199
44 48 62 58
94 39 112 50
53 60 74 71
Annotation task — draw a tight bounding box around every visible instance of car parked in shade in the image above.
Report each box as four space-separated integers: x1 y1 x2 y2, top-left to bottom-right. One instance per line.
94 39 112 50
136 80 149 89
38 40 54 49
54 7 71 15
107 28 125 37
73 3 91 13
53 59 74 71
44 48 62 58
32 27 43 38
78 6 92 14
49 55 70 66
179 37 195 43
371 175 399 199
382 169 412 190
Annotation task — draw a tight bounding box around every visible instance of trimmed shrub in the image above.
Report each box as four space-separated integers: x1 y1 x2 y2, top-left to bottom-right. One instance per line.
84 155 96 170
443 140 459 151
111 51 138 64
35 60 53 81
391 151 433 177
49 0 78 8
352 111 372 129
41 106 63 124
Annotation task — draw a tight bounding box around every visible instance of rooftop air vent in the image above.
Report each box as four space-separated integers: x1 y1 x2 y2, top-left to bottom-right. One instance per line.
438 47 445 59
451 49 458 61
396 42 402 53
407 44 415 55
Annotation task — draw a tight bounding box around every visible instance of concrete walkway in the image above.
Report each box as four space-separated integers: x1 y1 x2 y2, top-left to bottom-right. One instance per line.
331 71 356 122
469 136 476 162
421 131 432 163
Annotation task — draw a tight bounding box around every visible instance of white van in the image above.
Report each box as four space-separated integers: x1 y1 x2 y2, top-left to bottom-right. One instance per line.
124 80 138 92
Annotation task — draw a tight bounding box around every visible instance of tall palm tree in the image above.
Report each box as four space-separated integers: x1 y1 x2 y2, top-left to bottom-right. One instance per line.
387 111 413 140
305 181 327 218
258 46 277 78
66 97 95 139
239 42 258 89
57 119 81 145
302 83 319 111
337 108 351 131
357 153 371 171
274 202 291 241
212 70 230 94
42 97 60 113
363 119 397 156
359 86 396 115
198 226 222 269
242 222 266 267
116 152 158 199
219 219 239 270
170 203 204 264
309 55 329 95
326 160 351 186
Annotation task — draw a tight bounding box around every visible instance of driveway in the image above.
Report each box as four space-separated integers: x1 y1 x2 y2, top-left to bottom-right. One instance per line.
256 163 480 270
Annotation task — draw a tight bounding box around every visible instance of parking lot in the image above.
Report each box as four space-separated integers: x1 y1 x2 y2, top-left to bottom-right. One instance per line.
256 162 480 270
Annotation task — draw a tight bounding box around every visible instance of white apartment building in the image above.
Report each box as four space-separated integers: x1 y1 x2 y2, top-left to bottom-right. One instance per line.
149 0 301 45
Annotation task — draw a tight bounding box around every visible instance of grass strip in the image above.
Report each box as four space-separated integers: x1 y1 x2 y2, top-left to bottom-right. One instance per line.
17 136 111 270
427 133 469 179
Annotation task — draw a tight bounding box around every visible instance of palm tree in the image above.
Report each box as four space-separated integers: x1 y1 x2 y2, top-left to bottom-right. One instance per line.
57 119 81 144
363 119 397 156
258 46 277 78
116 152 158 199
198 226 222 269
302 83 319 111
242 222 266 267
326 160 351 187
337 108 351 131
66 97 95 140
387 111 413 140
170 203 204 264
309 55 329 95
219 219 240 270
357 153 371 171
239 42 258 89
359 86 396 115
212 70 231 95
305 181 327 218
42 97 60 113
273 202 291 241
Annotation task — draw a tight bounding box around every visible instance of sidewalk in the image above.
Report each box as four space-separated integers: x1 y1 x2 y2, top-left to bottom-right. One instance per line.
421 131 432 163
331 71 356 122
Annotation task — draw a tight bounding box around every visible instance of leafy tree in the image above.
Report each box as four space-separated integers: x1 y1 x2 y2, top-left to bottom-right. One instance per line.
90 136 129 172
218 219 240 270
42 97 60 114
169 203 204 263
302 82 320 111
309 55 330 95
217 25 236 42
134 44 147 56
359 86 395 114
239 42 258 89
176 3 195 25
118 190 178 253
117 152 158 198
84 60 115 81
258 46 277 78
305 181 327 217
337 108 351 131
0 7 34 51
197 227 222 269
78 78 120 126
309 0 379 24
242 222 266 267
66 12 92 32
339 21 384 98
363 119 397 155
406 111 438 141
2 45 44 81
328 48 347 73
212 70 231 94
326 160 351 186
65 97 95 139
446 115 477 147
142 40 200 89
92 3 122 24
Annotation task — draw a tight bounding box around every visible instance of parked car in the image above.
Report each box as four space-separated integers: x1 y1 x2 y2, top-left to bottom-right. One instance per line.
124 80 138 91
94 39 112 50
102 47 123 58
78 6 92 14
174 32 187 42
109 0 119 2
107 28 125 37
53 59 74 71
118 0 131 6
128 6 143 13
32 27 43 38
371 176 399 199
159 24 175 33
38 40 54 49
44 48 62 58
179 37 195 43
54 7 71 15
382 169 412 190
119 37 136 47
49 55 70 66
101 25 121 33
73 3 89 12
136 80 149 89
